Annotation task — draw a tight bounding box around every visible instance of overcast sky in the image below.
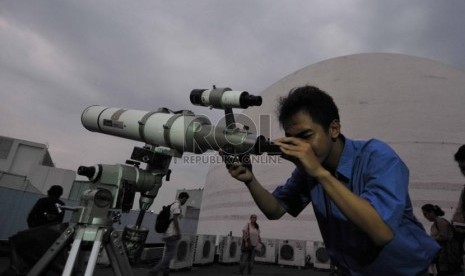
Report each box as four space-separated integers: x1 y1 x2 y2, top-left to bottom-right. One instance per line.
1 0 465 211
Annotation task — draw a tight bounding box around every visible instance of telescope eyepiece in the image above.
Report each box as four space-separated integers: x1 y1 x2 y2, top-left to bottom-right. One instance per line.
189 89 205 106
240 93 262 107
254 135 282 156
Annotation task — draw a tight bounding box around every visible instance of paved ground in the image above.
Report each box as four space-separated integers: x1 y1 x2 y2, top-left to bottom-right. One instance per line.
0 256 333 276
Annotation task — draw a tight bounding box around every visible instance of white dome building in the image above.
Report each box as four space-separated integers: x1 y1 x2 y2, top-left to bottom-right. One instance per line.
196 53 465 243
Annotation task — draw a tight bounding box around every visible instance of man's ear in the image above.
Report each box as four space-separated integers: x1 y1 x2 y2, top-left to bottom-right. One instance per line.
329 119 341 140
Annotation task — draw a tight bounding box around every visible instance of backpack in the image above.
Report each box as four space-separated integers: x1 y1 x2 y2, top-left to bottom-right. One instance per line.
155 203 174 233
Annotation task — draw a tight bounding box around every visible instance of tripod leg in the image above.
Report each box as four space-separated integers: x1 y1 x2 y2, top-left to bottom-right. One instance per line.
105 230 134 276
62 227 85 276
27 225 75 276
83 228 105 276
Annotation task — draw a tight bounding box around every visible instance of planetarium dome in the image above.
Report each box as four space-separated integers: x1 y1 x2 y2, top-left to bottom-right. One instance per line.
196 53 465 242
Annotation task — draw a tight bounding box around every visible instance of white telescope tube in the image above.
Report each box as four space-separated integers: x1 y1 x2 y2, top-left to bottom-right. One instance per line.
81 106 257 155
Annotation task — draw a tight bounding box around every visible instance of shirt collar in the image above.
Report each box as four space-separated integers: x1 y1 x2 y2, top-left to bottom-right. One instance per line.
336 135 356 181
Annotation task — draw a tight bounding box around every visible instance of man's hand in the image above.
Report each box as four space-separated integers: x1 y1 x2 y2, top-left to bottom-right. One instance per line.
220 150 255 185
219 150 286 220
227 162 254 184
274 137 326 178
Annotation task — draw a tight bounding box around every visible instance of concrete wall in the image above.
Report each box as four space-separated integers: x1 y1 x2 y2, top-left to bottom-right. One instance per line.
28 164 75 199
0 172 41 193
0 136 76 198
0 137 47 174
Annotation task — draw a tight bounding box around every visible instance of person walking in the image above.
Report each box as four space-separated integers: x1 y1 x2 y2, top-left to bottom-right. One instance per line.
239 214 261 276
147 192 189 276
422 204 461 275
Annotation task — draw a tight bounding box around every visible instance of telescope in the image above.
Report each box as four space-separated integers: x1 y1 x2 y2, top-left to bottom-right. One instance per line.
28 87 280 276
79 85 280 230
81 87 280 157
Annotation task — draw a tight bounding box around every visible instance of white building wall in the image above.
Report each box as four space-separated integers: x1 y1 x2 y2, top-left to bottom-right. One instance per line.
0 136 76 198
0 172 40 193
9 144 45 176
0 137 45 172
28 165 76 199
197 53 465 242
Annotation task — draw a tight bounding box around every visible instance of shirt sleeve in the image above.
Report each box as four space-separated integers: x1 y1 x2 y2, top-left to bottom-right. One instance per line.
272 169 313 217
357 140 409 231
171 202 182 216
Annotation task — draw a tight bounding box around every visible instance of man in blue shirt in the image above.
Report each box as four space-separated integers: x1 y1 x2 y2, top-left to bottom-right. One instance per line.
226 85 439 275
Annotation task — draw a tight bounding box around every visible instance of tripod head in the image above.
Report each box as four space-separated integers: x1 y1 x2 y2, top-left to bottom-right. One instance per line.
77 163 158 212
75 144 177 227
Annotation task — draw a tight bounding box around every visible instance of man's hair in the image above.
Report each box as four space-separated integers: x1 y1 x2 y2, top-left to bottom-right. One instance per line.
455 145 465 162
178 192 190 200
277 85 340 131
421 203 445 217
47 185 63 198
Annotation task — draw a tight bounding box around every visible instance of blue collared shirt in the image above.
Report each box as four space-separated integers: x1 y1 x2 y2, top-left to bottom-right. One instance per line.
272 137 440 275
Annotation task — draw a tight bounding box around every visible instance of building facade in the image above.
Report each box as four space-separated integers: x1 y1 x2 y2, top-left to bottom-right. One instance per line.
0 136 76 197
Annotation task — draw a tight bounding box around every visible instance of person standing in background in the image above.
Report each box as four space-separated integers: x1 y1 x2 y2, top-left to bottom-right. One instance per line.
422 204 460 275
451 145 465 272
148 192 190 276
239 214 261 276
27 185 65 228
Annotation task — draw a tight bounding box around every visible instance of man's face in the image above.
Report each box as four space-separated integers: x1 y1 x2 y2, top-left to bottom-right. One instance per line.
458 161 465 177
283 110 339 166
422 210 435 222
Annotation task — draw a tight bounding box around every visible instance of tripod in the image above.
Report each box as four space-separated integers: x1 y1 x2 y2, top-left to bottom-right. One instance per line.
27 145 175 276
27 190 134 276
